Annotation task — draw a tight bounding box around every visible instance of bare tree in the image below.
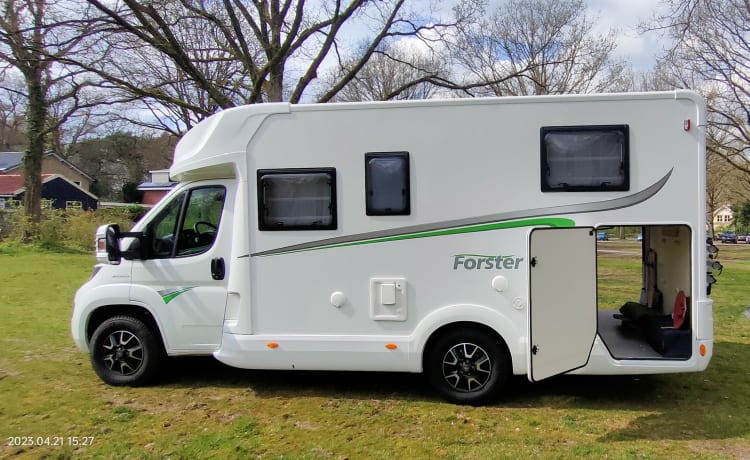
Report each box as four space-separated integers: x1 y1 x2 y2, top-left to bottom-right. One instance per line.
322 41 450 102
649 0 750 177
0 72 26 150
70 0 468 134
452 0 626 96
706 139 735 236
0 0 97 226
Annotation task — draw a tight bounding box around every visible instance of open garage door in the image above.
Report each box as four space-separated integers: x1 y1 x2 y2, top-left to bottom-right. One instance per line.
529 227 597 381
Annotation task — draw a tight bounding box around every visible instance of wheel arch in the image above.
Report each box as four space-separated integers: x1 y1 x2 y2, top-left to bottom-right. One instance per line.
414 304 520 373
422 321 512 374
86 305 166 351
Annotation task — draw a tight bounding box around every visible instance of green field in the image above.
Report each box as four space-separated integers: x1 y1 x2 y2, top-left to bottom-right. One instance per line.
1 242 749 459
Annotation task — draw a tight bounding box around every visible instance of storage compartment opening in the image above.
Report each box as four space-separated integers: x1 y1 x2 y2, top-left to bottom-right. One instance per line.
596 225 693 360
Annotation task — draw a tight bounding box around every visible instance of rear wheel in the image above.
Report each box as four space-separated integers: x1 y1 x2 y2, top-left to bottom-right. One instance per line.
90 315 164 386
426 327 510 405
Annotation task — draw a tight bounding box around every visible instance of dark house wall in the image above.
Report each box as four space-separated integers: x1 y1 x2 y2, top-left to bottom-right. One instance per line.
16 177 98 210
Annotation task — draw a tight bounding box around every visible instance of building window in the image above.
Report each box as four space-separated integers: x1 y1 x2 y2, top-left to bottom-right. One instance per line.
257 168 337 230
541 125 629 192
365 152 410 216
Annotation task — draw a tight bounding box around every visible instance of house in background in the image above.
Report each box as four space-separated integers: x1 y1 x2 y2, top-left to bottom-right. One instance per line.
713 204 734 229
137 169 177 205
0 152 98 209
0 174 99 210
0 152 94 191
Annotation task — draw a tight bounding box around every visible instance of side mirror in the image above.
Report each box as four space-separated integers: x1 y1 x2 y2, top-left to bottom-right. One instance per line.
105 224 122 264
122 236 145 261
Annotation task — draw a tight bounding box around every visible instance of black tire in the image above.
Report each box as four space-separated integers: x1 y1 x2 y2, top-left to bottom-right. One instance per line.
425 327 510 405
89 315 164 386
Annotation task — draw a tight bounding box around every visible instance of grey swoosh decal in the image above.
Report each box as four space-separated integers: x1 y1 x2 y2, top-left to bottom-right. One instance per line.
252 169 672 257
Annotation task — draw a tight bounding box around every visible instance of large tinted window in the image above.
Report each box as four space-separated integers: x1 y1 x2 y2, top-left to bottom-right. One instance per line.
541 125 629 192
145 186 225 258
365 152 410 215
257 168 337 230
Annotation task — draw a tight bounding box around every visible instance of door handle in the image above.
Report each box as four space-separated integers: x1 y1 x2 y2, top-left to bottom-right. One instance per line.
210 257 225 280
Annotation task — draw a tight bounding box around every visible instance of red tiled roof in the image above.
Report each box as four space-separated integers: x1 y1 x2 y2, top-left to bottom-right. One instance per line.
0 174 55 195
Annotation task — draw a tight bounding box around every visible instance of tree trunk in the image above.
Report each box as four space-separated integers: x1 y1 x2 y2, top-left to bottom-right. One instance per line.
23 73 48 233
264 60 285 102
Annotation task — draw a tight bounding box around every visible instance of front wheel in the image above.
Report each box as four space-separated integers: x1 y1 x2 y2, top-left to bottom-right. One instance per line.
425 328 510 405
89 315 164 386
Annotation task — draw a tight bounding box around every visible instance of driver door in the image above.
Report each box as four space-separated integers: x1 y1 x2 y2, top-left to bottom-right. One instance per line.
130 180 234 353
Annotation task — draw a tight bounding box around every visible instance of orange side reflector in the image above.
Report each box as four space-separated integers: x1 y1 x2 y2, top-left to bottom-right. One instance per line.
267 342 279 349
699 344 706 356
385 343 398 350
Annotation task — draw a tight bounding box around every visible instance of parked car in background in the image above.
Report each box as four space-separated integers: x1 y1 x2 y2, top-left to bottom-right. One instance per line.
596 232 609 241
636 233 643 241
719 231 737 243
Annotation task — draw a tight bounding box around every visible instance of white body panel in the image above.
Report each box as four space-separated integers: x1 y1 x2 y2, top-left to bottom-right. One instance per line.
73 91 713 381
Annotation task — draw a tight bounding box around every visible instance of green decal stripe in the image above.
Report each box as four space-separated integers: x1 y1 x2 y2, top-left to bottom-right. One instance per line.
162 287 194 304
285 217 574 255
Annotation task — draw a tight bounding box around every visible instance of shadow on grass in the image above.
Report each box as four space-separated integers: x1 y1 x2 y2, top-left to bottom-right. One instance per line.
158 340 750 441
160 357 432 402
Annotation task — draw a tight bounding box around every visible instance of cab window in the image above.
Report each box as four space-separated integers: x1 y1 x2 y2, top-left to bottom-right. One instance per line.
147 186 226 258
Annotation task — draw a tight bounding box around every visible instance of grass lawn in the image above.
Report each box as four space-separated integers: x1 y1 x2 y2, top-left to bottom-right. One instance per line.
1 242 749 459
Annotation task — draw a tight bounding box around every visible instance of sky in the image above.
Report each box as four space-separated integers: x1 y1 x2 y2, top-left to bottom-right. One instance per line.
346 0 671 79
585 0 669 71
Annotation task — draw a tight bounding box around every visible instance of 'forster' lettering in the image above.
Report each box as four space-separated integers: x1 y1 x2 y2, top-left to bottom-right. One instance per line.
452 254 524 270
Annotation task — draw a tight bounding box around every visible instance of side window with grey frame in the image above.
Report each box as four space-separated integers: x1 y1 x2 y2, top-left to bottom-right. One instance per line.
541 125 629 192
257 168 337 230
365 152 410 215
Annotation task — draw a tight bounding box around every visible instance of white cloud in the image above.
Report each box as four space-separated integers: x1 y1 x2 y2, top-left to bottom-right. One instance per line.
586 0 669 71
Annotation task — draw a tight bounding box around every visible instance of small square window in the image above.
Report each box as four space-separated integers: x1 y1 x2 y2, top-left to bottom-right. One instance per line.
541 125 629 192
258 168 337 230
365 152 410 215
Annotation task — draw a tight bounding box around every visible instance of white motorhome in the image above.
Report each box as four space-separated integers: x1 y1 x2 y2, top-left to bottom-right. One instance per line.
72 91 720 404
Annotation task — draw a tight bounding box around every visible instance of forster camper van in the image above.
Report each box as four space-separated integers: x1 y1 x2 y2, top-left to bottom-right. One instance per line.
72 91 720 404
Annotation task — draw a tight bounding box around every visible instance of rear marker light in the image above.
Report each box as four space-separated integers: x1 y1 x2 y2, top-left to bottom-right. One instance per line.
700 344 706 356
267 342 279 349
385 343 398 350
